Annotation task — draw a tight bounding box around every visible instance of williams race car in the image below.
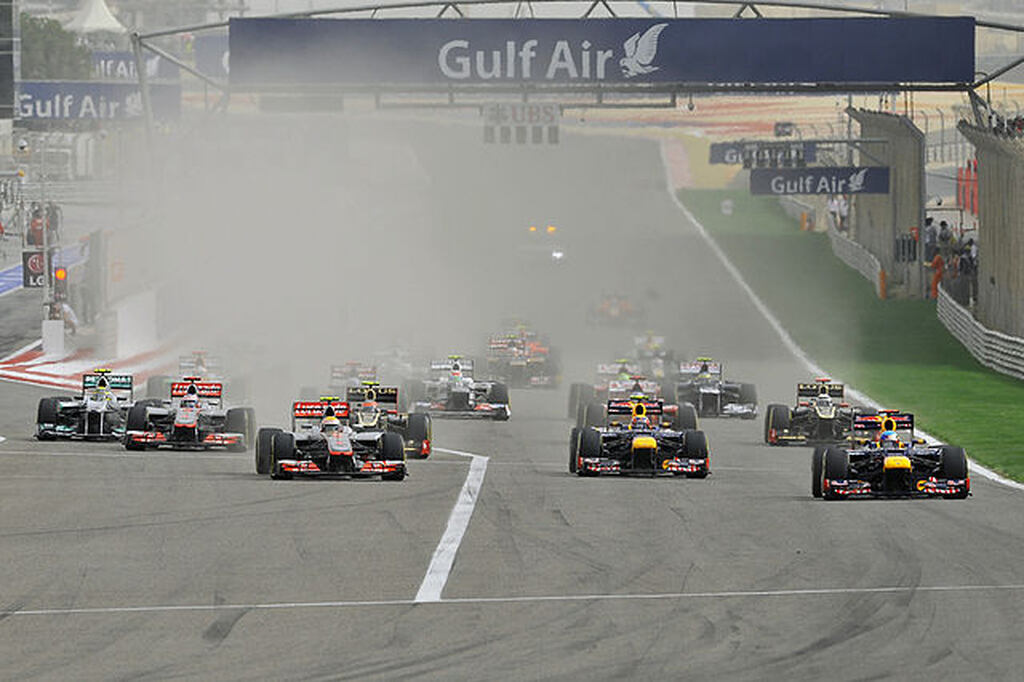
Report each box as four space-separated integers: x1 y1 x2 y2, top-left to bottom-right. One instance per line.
569 397 710 477
764 379 857 446
124 377 256 451
406 356 510 421
36 370 134 441
675 358 757 419
255 399 406 480
812 411 969 500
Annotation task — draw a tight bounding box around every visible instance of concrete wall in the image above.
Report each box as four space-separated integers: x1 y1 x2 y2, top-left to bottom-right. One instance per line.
958 124 1024 337
847 108 925 296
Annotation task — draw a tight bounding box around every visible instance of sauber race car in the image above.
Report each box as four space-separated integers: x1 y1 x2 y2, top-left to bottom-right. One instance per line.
813 411 969 500
407 356 510 421
569 398 710 477
764 379 858 446
255 399 406 480
675 358 757 419
485 329 561 389
124 377 256 451
346 383 432 458
36 370 134 441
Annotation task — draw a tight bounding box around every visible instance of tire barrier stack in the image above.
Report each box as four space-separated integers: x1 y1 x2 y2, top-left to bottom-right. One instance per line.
937 284 1024 381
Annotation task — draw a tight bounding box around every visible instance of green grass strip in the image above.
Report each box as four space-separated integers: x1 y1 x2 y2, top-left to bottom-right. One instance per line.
680 188 1024 482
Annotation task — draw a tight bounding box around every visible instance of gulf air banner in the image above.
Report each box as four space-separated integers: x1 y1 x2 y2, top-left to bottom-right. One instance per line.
750 167 890 196
228 17 974 87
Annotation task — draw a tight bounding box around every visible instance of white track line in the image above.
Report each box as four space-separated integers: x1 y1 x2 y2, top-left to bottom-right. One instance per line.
0 338 42 363
7 583 1024 618
659 143 1024 493
415 446 489 603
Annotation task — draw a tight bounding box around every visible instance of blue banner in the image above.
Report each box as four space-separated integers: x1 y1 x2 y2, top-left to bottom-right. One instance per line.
750 167 890 195
18 81 181 120
710 141 817 165
92 51 179 81
228 17 974 87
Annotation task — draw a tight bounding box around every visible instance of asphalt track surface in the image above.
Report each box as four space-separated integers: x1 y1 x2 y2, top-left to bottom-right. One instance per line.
3 121 1024 680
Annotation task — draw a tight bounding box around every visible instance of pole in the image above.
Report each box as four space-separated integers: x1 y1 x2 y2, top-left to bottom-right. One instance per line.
40 135 50 311
936 108 945 163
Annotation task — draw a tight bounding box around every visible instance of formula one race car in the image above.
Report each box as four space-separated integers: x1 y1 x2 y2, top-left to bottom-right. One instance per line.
586 294 644 327
675 358 757 419
632 333 679 382
255 399 406 480
407 356 510 421
568 359 677 421
812 411 969 500
485 328 561 389
329 362 378 392
346 383 432 458
123 377 256 451
764 379 857 446
36 370 134 441
569 397 710 477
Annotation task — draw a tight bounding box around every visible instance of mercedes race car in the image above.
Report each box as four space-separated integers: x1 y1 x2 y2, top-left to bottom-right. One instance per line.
569 398 710 477
36 370 134 441
346 383 432 458
406 356 510 421
812 411 969 500
675 358 757 419
485 328 561 389
255 399 406 480
124 377 256 451
764 379 857 446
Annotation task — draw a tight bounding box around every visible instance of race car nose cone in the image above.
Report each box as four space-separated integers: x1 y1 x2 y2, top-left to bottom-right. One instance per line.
883 455 912 470
631 436 657 451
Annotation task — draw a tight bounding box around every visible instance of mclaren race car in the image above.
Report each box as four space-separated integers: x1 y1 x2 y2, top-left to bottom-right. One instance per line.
36 370 134 441
346 383 432 458
124 377 256 451
569 397 710 477
407 356 510 420
255 399 406 480
764 379 857 446
675 358 757 419
812 411 969 500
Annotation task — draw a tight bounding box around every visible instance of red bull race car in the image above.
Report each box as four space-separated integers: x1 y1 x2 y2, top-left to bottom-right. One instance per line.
569 397 710 477
812 411 970 500
124 377 256 451
255 399 406 481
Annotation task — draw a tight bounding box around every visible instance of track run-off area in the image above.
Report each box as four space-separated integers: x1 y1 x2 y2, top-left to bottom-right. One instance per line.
3 120 1024 680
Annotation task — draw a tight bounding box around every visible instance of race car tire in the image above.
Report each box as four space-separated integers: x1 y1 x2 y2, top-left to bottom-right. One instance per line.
488 382 510 405
764 404 791 444
583 401 605 428
811 445 827 498
683 430 710 478
126 403 149 432
738 384 758 419
569 426 580 473
404 380 427 405
225 407 255 452
659 380 677 404
405 413 431 458
822 447 849 501
36 398 60 439
568 382 587 419
255 427 281 475
578 427 602 476
939 446 969 498
270 432 295 479
673 403 698 431
381 432 407 481
146 375 173 399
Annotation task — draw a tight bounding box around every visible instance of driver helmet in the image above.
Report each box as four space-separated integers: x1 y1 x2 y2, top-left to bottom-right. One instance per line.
878 429 901 449
630 415 651 430
321 416 342 434
358 401 381 423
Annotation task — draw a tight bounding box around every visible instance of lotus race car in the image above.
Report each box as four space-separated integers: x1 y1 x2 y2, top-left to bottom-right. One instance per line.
407 356 510 420
764 379 857 446
812 411 969 499
675 358 757 419
36 370 134 441
345 383 432 458
255 399 406 480
569 398 710 477
124 377 256 451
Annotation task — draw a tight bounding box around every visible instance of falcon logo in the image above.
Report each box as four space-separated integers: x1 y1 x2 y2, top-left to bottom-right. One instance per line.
848 168 869 193
620 23 668 78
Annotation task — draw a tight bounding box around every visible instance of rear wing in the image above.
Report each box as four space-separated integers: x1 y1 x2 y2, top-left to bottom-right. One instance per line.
608 379 659 394
852 411 914 434
345 386 399 405
81 372 133 400
797 382 845 399
330 364 376 382
292 400 350 419
607 399 664 417
171 380 222 399
679 361 722 376
430 358 474 374
179 353 221 377
596 362 641 377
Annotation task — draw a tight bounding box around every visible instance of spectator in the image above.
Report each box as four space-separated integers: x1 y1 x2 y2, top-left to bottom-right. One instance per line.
923 217 937 261
827 195 840 231
837 195 849 232
938 220 953 258
925 250 945 300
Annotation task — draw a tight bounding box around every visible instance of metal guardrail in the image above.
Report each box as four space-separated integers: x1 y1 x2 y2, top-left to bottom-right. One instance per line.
937 284 1024 381
827 224 884 298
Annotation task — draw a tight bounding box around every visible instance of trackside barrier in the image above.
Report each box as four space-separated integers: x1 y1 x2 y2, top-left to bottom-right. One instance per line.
827 224 886 299
937 284 1024 381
